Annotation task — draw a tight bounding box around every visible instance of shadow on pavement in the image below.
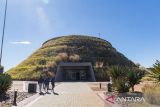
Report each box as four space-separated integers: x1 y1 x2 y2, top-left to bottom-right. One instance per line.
53 92 59 95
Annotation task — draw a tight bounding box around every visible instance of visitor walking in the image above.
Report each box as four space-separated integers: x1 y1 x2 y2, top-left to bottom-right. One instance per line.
44 76 50 93
51 77 55 93
38 75 44 94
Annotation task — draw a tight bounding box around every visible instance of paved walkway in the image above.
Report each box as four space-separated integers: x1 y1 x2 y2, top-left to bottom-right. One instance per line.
26 83 108 107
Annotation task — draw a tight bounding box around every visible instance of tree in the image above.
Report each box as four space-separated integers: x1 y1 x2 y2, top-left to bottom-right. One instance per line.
128 69 143 92
150 60 160 83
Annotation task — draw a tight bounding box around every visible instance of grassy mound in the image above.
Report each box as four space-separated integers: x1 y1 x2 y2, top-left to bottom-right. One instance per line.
7 35 135 80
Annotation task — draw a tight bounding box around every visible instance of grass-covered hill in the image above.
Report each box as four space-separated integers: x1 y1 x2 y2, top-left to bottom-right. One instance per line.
7 35 136 81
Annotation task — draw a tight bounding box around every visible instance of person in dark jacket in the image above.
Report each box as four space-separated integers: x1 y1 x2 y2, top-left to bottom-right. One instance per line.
44 76 50 93
38 75 44 94
51 77 55 93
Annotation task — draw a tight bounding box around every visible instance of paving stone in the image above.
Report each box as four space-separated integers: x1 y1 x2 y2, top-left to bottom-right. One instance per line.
26 83 108 107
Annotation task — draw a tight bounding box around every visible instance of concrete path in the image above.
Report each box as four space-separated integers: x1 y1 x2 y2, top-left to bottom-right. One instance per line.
26 83 108 107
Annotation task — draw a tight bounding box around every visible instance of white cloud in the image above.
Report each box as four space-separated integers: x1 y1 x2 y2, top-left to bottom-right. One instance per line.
10 41 31 45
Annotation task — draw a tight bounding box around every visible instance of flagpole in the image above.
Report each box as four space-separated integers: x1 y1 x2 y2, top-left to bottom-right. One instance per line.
0 0 8 69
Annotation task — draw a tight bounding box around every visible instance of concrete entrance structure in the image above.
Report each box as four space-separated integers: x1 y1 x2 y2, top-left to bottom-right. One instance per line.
55 62 96 82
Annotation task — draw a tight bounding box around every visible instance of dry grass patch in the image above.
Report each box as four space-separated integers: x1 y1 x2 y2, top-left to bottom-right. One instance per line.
127 103 156 107
142 84 160 106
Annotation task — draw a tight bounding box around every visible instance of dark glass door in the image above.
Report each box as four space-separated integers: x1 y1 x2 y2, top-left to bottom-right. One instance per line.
76 72 80 80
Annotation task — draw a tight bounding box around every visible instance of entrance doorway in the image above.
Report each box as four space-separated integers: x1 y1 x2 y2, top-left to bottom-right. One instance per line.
76 72 80 80
65 70 86 81
55 62 96 82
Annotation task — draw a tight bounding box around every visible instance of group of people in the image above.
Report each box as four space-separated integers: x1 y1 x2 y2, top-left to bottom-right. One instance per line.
38 75 55 95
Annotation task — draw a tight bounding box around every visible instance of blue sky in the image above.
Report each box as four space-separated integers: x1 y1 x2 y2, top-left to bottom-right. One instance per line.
0 0 160 71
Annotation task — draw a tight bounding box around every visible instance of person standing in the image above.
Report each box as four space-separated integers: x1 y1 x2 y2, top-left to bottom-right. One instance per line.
44 76 50 93
38 75 44 94
51 77 55 93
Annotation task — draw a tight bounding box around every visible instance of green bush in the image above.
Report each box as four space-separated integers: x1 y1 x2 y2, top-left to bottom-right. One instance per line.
109 66 143 93
109 66 130 92
115 78 130 93
128 69 144 92
0 73 12 94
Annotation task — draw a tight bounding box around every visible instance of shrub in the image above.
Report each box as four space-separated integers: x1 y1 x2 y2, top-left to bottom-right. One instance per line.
54 55 62 63
109 66 130 92
69 54 80 62
58 53 68 62
38 58 47 65
0 73 12 95
109 66 143 93
0 66 4 74
94 67 109 81
115 78 130 93
95 61 104 68
47 61 57 72
109 66 128 81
